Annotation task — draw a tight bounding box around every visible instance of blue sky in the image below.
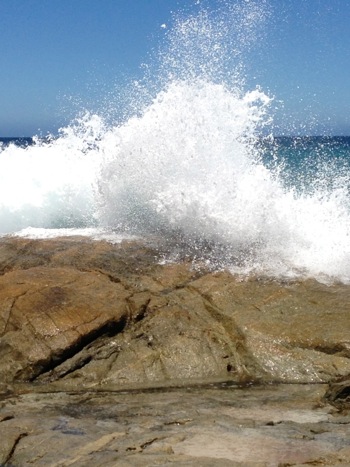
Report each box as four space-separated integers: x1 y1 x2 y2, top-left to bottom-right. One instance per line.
1 0 349 136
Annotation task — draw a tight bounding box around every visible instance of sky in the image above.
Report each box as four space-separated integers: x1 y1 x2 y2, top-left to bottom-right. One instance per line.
1 0 350 136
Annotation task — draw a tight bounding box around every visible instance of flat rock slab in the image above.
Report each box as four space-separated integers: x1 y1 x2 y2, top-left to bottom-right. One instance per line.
0 383 349 466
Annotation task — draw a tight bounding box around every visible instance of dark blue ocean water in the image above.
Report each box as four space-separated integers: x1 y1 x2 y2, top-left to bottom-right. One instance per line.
0 137 34 148
261 136 350 193
262 136 350 169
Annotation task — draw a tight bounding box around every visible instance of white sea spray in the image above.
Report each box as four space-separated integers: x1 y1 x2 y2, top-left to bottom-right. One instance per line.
1 0 350 284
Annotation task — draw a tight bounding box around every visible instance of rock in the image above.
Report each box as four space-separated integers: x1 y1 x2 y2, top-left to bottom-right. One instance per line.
325 377 350 411
0 265 129 383
190 273 350 383
1 383 350 466
0 236 350 387
0 425 28 466
1 235 350 465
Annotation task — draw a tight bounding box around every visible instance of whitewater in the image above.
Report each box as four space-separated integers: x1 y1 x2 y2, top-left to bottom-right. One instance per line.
1 0 350 284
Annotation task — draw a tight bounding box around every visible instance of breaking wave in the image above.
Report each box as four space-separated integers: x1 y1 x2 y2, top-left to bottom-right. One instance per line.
1 0 350 284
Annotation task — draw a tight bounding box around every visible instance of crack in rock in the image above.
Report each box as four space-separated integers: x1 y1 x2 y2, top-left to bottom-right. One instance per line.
30 317 128 382
2 432 28 465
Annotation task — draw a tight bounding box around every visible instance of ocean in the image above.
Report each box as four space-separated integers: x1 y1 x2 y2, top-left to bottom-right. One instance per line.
1 2 350 284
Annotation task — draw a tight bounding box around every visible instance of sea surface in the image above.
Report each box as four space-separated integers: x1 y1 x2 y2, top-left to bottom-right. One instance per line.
1 1 350 284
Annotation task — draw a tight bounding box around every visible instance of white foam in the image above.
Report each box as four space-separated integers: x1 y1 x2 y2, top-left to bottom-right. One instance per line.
9 227 138 243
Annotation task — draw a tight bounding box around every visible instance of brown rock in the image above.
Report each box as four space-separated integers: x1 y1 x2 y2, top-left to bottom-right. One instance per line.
1 235 350 465
191 274 350 383
0 264 129 383
0 236 350 388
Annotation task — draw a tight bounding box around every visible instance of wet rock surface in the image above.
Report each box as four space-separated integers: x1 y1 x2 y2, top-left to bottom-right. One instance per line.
0 235 350 465
1 383 350 466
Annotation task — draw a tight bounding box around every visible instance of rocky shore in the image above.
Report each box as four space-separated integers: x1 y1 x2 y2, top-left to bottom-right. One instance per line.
0 235 349 465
